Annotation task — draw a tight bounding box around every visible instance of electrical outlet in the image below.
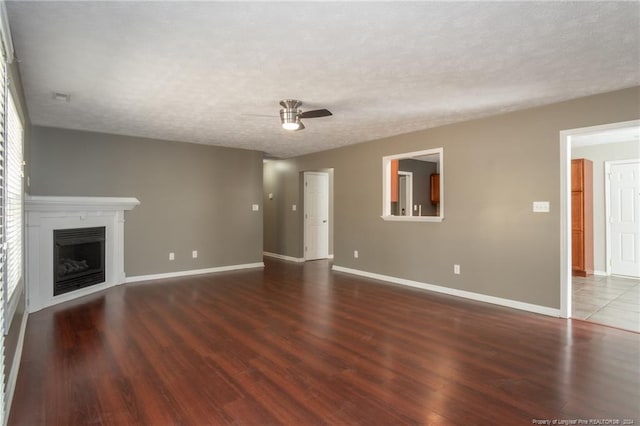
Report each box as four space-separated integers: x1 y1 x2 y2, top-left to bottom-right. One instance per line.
454 264 461 275
354 250 359 259
169 252 175 261
532 201 550 213
192 250 198 259
292 204 297 211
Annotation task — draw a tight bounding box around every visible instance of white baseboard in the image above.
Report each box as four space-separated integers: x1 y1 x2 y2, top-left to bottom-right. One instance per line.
328 254 334 259
5 310 28 425
593 270 608 276
125 262 265 283
263 252 305 263
332 265 560 317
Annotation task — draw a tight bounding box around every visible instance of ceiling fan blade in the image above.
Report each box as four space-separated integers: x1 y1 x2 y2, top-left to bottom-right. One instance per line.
299 109 332 119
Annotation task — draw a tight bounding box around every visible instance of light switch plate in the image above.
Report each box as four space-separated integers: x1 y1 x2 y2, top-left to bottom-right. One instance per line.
252 204 259 211
533 201 550 213
292 204 297 211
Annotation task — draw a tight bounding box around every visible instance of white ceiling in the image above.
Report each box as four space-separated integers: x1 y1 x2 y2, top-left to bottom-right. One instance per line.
6 1 640 158
572 125 640 147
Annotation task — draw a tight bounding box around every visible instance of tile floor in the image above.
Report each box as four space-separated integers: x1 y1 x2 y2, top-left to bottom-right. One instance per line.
572 274 640 333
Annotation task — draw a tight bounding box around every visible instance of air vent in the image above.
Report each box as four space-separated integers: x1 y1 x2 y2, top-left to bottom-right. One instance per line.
52 92 70 102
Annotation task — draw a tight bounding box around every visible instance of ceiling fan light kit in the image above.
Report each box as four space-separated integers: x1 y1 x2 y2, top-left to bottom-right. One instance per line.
279 99 332 131
280 102 302 131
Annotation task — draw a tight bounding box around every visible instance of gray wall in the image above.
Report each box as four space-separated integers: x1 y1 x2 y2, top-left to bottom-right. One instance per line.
572 140 640 273
263 164 333 257
29 126 264 277
262 87 640 309
398 159 437 216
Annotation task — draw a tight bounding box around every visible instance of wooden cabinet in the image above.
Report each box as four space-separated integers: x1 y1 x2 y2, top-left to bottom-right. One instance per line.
390 159 399 202
571 159 593 277
430 173 440 204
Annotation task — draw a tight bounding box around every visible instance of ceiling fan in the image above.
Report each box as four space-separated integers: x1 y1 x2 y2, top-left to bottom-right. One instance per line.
279 99 332 131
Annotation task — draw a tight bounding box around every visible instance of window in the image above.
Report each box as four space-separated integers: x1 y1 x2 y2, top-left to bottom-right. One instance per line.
2 72 23 334
0 46 5 424
382 147 444 222
0 5 16 420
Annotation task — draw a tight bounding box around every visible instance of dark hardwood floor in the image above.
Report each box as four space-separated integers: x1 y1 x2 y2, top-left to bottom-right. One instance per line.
9 258 640 425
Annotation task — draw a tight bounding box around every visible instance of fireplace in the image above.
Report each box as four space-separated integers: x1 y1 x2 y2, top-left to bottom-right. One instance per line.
26 195 140 312
54 227 106 296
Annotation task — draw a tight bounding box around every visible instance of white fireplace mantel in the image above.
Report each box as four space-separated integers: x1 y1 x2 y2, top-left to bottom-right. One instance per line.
26 195 140 212
26 195 140 312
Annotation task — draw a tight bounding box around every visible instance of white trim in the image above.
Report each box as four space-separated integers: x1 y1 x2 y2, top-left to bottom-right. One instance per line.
332 265 560 317
560 120 640 319
328 254 334 259
263 252 305 263
4 309 27 425
125 262 264 283
4 285 21 334
26 195 140 212
381 215 444 223
593 270 608 276
559 129 572 318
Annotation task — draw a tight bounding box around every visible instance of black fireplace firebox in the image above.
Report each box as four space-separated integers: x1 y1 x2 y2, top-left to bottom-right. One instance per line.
53 227 106 296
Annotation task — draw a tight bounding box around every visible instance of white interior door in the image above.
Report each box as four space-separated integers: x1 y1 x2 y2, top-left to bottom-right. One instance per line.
304 172 329 260
607 160 640 277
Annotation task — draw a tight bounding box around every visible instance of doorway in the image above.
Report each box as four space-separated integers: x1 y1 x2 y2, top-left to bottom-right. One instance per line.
398 171 413 216
560 119 640 332
304 171 329 260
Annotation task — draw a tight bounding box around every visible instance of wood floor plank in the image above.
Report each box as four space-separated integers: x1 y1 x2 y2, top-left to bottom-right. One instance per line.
8 258 640 425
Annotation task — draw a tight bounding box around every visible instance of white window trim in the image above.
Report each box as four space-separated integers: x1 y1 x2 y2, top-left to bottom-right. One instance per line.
381 147 444 222
3 80 24 334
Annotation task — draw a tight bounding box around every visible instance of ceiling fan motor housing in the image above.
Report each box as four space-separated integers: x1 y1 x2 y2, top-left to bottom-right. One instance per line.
280 99 302 129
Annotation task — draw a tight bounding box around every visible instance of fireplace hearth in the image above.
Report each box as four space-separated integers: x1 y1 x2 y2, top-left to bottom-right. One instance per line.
54 227 106 296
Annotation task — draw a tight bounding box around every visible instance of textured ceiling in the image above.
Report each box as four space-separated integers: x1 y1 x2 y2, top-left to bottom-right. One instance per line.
6 1 640 158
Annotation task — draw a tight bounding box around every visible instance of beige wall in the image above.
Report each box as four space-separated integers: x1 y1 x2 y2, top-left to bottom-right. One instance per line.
29 126 264 277
263 87 640 309
572 140 640 273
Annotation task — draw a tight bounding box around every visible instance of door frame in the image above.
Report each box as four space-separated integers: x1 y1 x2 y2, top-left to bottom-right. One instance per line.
605 158 640 277
303 171 330 261
398 171 413 216
559 119 640 318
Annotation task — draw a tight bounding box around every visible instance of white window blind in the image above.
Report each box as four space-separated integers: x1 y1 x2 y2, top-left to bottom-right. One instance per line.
4 88 21 303
0 46 7 425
